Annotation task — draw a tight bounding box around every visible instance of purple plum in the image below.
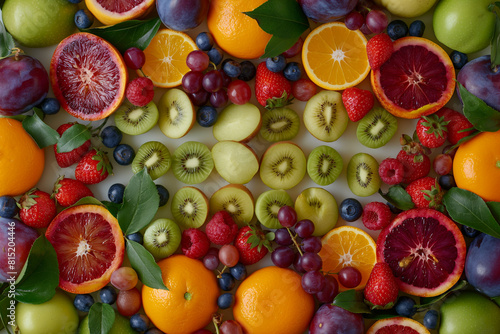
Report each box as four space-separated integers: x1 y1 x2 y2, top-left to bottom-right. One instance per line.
465 233 500 298
309 304 364 334
299 0 358 23
156 0 209 31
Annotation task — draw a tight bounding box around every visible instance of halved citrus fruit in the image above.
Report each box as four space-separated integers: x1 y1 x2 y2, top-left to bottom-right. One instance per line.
371 36 455 119
45 204 125 294
139 29 197 88
367 317 430 334
302 22 370 91
50 32 128 121
85 0 155 26
377 208 466 297
318 226 377 291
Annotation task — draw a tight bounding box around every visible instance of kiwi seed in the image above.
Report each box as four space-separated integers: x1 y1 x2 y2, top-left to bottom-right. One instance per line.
172 141 214 184
131 141 171 180
356 107 398 148
307 145 343 186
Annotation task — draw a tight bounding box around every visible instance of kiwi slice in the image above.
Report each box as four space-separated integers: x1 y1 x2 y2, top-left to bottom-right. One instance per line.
347 153 381 197
307 145 343 186
356 108 398 148
255 189 294 229
131 141 171 180
260 107 300 142
260 141 307 190
172 141 214 184
143 218 181 259
171 186 209 228
209 184 254 227
114 101 159 135
158 88 195 139
303 90 348 142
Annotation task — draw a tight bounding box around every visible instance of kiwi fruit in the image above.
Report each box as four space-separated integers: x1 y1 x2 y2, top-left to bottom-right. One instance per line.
356 107 398 148
171 186 209 228
260 141 307 190
131 141 171 180
172 141 214 184
209 184 254 227
255 189 294 229
114 101 159 135
307 145 343 186
143 218 181 259
347 153 381 197
260 107 300 142
158 88 195 139
294 187 338 237
303 90 348 142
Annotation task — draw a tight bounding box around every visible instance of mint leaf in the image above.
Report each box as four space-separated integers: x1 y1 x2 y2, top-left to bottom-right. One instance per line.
22 113 60 149
332 289 370 313
459 82 500 132
56 123 91 153
88 303 115 334
126 239 168 290
0 9 15 59
0 296 14 334
378 186 415 211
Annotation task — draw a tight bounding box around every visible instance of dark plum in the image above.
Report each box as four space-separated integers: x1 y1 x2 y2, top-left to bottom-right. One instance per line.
309 304 364 334
156 0 209 31
465 233 500 298
298 0 358 23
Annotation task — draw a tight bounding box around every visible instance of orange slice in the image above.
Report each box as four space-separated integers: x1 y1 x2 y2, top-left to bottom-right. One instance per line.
319 225 377 291
85 0 155 26
302 22 370 91
139 29 198 88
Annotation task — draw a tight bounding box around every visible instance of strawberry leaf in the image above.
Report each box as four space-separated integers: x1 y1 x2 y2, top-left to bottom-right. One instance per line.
22 113 60 149
0 9 15 59
458 82 500 132
88 303 115 334
56 123 91 153
332 289 370 313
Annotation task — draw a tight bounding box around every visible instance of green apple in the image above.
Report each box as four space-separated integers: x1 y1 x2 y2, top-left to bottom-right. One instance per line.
433 0 495 54
440 291 500 334
2 0 78 48
79 310 136 334
374 0 438 18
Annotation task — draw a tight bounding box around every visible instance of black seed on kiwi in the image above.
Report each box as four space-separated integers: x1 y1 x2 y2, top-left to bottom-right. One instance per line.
172 141 214 184
114 101 159 135
131 141 171 180
356 108 398 148
307 145 343 186
143 218 181 259
347 153 381 197
171 186 209 228
260 107 300 142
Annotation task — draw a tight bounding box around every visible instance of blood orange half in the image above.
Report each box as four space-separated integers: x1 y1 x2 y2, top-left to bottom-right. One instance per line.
371 37 455 119
367 317 430 334
85 0 155 26
46 204 125 294
50 33 128 121
377 208 466 297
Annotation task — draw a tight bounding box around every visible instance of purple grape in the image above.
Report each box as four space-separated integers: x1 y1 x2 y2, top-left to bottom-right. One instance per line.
202 70 223 93
209 89 228 108
271 246 295 268
293 252 306 274
315 275 339 304
360 23 373 35
299 252 323 272
277 205 297 228
186 50 210 72
301 270 326 294
274 228 293 246
301 236 322 253
338 266 362 288
203 253 219 271
295 219 315 238
344 11 365 30
123 47 146 70
188 90 210 106
366 9 388 34
182 71 204 94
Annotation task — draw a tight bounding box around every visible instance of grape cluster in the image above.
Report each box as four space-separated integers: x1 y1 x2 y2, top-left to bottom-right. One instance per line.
344 0 389 34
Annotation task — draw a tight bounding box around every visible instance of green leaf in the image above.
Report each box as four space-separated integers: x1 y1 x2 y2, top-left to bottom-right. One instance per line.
418 280 468 308
33 107 44 121
0 8 15 59
443 188 500 239
332 289 371 313
102 201 122 218
362 310 399 320
126 239 167 290
88 303 115 334
118 168 159 235
22 113 60 149
378 186 415 211
14 236 59 304
69 196 104 208
261 35 298 59
487 201 500 223
82 18 161 53
56 123 91 153
0 296 14 334
459 82 500 132
489 3 500 68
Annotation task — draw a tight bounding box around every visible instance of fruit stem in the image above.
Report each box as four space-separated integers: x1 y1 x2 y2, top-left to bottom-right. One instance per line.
212 313 222 334
217 265 228 278
287 228 303 256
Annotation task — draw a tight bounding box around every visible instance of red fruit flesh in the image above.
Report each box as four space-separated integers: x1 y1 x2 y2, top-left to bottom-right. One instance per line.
98 0 147 13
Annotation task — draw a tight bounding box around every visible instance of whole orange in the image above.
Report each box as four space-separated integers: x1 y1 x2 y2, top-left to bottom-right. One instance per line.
142 255 218 334
233 266 315 334
207 0 272 59
0 118 44 196
453 130 500 202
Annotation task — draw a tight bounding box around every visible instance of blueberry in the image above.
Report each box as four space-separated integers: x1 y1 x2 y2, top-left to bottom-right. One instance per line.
108 183 125 203
408 20 425 37
113 144 135 166
223 60 242 78
423 309 439 329
74 9 94 30
266 55 286 73
126 232 144 244
229 263 247 281
283 62 301 81
217 293 234 309
339 198 363 222
439 174 456 190
207 47 223 66
0 195 18 218
156 184 169 207
99 286 117 304
67 0 83 3
100 126 122 148
195 32 214 51
39 97 60 115
196 105 218 127
387 20 408 40
450 50 468 70
386 202 402 214
218 273 236 291
130 313 150 332
395 296 417 317
238 61 256 81
73 294 94 312
462 225 480 238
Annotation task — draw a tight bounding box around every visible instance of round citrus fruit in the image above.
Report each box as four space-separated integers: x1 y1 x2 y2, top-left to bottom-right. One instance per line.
85 0 155 26
207 0 272 59
318 225 377 291
50 32 128 121
0 118 44 196
453 129 500 202
367 316 431 334
45 204 125 294
302 22 370 91
371 36 455 119
140 29 197 88
233 266 315 334
377 208 466 297
142 255 218 334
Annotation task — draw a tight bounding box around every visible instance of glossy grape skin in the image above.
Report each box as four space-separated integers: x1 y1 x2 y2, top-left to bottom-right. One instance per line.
219 244 239 267
295 219 315 238
299 252 323 272
203 253 220 270
301 270 325 294
277 205 297 228
365 9 388 34
110 267 139 291
220 320 244 334
301 236 322 253
182 71 204 94
292 78 317 101
116 287 142 317
156 0 209 31
202 70 223 93
209 89 228 108
227 80 251 105
315 275 339 304
186 50 210 72
433 154 453 176
344 11 365 30
274 228 293 246
189 90 210 106
465 233 500 297
338 266 362 289
298 0 358 23
309 304 364 334
123 47 146 70
271 246 295 268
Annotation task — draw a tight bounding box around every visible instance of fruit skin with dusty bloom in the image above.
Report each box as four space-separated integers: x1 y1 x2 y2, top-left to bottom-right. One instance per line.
298 0 358 23
465 233 500 298
309 304 364 334
157 0 209 31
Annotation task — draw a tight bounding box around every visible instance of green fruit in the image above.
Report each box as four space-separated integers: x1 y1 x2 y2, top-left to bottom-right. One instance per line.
79 310 136 334
2 0 78 48
440 291 500 334
14 290 79 334
374 0 438 18
433 0 495 54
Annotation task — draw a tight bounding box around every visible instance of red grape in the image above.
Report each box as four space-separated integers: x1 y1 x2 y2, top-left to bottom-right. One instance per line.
338 266 362 288
315 275 339 303
110 267 139 291
360 23 373 35
282 38 303 58
274 228 293 246
220 320 244 334
301 236 322 253
271 246 295 268
116 287 142 317
210 89 228 108
277 205 297 228
344 11 365 30
182 71 204 94
227 80 251 105
219 244 239 267
295 219 315 238
292 78 317 101
123 47 146 70
189 90 210 106
433 154 453 175
299 252 323 272
186 50 210 72
301 270 326 294
202 70 223 93
203 254 220 271
366 9 388 34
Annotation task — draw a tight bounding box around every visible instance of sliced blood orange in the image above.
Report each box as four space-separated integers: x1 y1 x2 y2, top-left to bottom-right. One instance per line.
50 33 128 121
85 0 155 26
367 317 430 334
371 37 455 119
46 204 125 294
377 208 466 297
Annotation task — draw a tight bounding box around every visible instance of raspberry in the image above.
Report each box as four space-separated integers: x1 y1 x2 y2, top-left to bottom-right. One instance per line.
125 77 154 106
205 211 239 245
378 158 404 185
362 202 392 231
181 228 210 259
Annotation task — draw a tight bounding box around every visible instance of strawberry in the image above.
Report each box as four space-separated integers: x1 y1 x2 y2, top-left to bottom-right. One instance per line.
53 122 91 168
364 262 399 309
52 176 94 207
396 133 431 184
205 211 239 245
341 87 375 122
416 114 449 148
18 189 57 228
406 177 444 210
75 148 113 185
436 107 474 145
255 62 292 108
234 225 273 265
366 33 393 70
